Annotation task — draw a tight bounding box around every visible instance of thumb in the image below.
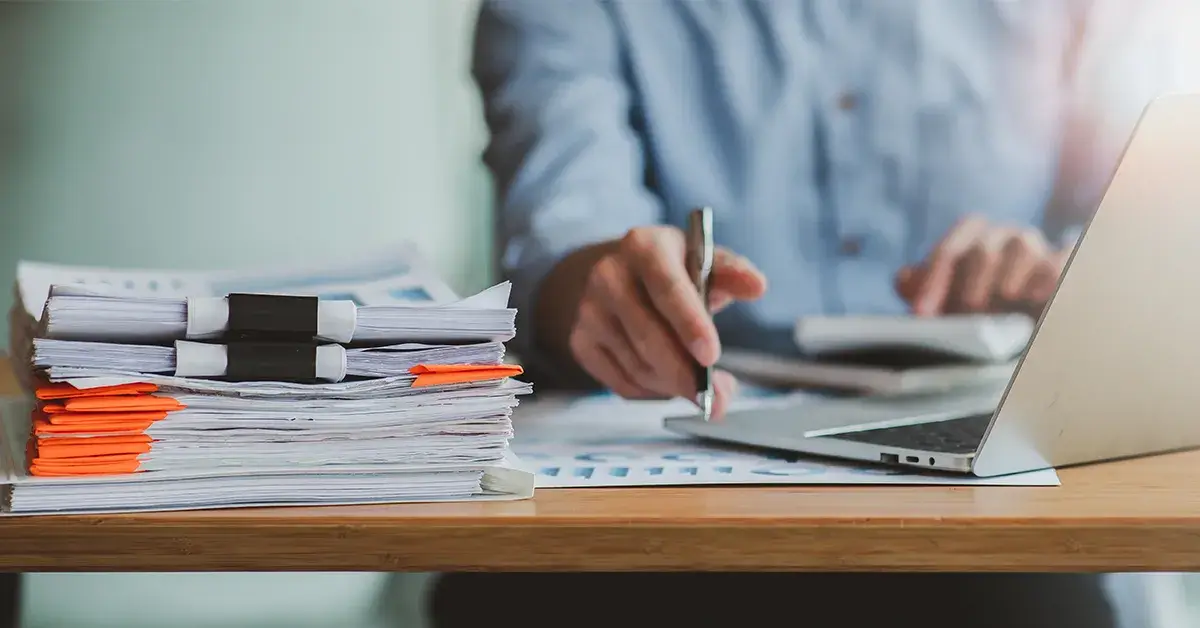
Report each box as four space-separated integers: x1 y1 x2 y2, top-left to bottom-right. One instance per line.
710 369 739 421
711 249 767 301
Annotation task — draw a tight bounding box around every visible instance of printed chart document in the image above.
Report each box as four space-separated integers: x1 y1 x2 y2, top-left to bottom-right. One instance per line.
2 243 534 515
510 392 1058 488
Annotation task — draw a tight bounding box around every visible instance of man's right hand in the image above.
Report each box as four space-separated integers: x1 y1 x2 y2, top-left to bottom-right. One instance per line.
535 226 768 419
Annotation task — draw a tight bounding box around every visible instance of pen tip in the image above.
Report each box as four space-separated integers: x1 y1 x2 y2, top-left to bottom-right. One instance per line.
700 393 713 421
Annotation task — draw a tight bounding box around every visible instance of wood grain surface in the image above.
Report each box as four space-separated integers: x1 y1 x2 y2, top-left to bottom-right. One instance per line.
3 359 1200 572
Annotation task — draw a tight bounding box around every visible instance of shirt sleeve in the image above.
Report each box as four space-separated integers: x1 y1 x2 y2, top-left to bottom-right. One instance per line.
1046 0 1200 246
472 0 664 382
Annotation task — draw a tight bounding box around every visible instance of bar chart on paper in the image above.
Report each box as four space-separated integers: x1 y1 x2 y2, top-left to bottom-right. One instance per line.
510 394 1060 488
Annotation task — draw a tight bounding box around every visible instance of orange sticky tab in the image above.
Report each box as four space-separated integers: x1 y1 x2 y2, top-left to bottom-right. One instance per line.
40 400 170 415
34 418 153 436
35 442 152 460
46 411 169 426
30 458 141 476
32 452 140 464
408 363 524 387
43 398 173 415
409 364 521 375
63 395 184 413
36 434 152 447
35 382 158 400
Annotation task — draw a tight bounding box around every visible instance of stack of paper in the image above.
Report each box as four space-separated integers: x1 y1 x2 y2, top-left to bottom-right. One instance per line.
1 244 535 515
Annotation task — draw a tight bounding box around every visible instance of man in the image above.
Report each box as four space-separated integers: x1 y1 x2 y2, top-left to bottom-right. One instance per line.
433 1 1190 626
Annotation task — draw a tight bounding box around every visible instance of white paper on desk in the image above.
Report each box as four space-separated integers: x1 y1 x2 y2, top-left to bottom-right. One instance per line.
510 392 1060 487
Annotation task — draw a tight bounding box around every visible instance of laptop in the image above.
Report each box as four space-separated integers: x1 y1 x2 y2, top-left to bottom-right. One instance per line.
666 92 1200 477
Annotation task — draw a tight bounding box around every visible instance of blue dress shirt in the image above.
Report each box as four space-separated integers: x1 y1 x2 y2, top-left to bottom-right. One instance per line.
471 4 1193 624
472 0 1173 358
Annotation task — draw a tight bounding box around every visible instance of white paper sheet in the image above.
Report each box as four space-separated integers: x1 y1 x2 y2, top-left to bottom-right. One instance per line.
17 243 454 317
18 244 517 346
510 392 1060 487
32 338 506 380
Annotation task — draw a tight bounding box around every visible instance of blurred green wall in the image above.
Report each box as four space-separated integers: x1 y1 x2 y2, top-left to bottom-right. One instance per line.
0 0 485 626
0 0 493 347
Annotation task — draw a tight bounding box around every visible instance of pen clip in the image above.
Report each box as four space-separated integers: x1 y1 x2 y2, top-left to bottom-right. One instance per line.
687 207 715 305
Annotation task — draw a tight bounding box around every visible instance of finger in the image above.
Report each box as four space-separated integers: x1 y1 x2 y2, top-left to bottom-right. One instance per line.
569 324 654 399
894 265 922 303
708 290 735 313
915 216 989 315
1024 261 1061 304
1011 248 1069 314
961 229 1011 311
709 370 739 421
591 312 663 395
999 233 1046 301
593 345 657 399
949 248 986 313
711 249 768 300
621 229 720 366
587 256 696 398
569 299 655 398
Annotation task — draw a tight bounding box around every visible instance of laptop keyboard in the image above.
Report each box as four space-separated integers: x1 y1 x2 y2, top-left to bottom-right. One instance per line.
822 414 993 455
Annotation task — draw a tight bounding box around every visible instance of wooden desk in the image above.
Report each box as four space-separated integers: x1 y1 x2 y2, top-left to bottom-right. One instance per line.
2 359 1200 573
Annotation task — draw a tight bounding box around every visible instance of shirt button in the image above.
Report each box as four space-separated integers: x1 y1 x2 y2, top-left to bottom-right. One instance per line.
837 91 859 111
839 236 863 257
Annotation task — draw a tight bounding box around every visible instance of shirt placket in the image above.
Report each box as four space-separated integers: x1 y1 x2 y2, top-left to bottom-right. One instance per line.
812 6 905 315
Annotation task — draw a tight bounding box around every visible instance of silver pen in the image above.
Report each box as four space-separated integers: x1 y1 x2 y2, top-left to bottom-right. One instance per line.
687 207 715 421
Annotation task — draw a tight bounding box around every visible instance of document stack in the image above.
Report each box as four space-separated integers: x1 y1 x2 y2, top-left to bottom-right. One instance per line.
1 245 535 515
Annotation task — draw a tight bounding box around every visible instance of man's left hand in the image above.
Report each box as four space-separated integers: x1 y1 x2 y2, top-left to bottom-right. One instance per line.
895 216 1070 317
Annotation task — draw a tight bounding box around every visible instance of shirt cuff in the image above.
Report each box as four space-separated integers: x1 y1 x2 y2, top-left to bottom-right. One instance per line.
507 252 581 391
505 231 616 392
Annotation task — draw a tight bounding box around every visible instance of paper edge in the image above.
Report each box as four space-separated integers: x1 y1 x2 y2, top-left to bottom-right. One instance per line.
481 451 536 498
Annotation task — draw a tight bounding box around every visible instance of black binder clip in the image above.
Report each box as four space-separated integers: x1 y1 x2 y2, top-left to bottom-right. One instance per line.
174 340 347 383
225 293 319 342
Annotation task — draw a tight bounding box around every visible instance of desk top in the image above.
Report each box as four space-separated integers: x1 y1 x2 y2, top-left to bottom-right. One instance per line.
3 359 1200 572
